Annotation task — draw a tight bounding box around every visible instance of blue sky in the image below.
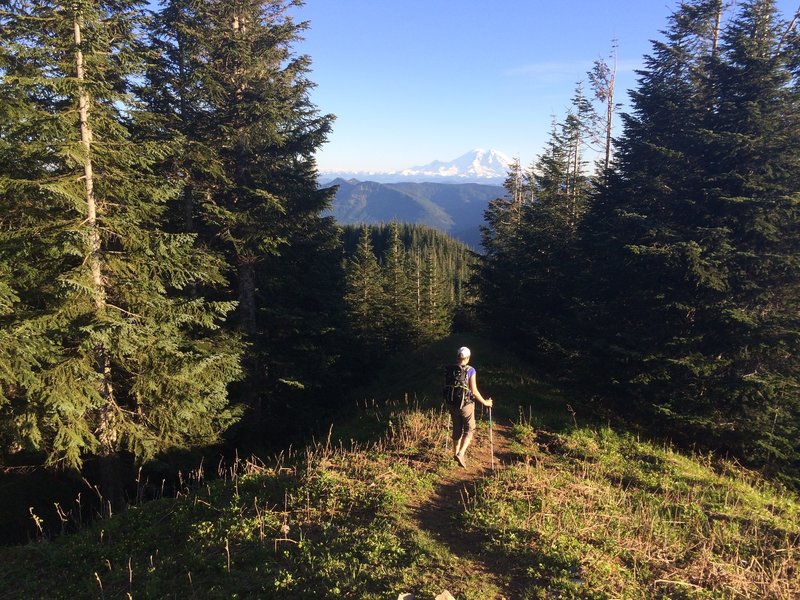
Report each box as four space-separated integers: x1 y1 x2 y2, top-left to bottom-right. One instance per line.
291 0 798 173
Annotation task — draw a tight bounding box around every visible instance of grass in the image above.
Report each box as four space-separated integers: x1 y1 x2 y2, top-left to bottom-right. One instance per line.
469 420 798 598
0 334 797 599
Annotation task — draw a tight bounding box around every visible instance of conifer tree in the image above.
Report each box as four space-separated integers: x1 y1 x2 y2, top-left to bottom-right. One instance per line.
519 92 595 365
588 41 621 172
477 159 533 340
141 0 337 425
339 223 473 351
382 222 416 349
0 0 242 503
409 246 452 344
580 0 800 475
479 87 594 362
343 226 386 353
579 0 725 404
691 0 800 465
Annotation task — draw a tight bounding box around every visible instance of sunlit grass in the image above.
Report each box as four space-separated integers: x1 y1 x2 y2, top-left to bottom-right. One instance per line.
1 335 797 599
467 421 799 599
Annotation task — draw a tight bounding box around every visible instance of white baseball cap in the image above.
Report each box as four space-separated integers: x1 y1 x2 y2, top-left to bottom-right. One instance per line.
457 346 471 359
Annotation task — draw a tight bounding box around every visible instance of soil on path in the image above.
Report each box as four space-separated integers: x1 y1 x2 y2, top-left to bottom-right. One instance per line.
407 414 518 599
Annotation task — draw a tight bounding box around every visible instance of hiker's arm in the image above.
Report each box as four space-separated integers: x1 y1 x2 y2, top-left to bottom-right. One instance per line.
470 373 492 407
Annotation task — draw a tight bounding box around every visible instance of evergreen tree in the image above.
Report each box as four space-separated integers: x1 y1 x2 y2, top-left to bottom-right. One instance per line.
479 87 595 364
477 159 533 341
412 246 452 344
588 41 621 172
382 222 416 349
0 0 242 504
519 90 595 365
693 0 800 467
580 0 800 477
560 84 595 229
578 0 726 405
141 0 337 430
339 223 474 349
343 226 386 353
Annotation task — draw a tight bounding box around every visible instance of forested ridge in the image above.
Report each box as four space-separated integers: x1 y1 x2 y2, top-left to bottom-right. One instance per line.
0 0 799 585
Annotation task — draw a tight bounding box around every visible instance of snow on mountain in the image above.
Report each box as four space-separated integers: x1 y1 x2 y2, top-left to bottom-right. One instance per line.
400 149 512 180
319 148 512 184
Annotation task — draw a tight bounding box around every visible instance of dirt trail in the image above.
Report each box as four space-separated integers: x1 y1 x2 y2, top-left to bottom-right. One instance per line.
407 414 516 598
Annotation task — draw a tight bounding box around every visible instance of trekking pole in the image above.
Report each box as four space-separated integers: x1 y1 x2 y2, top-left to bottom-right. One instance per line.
488 402 494 471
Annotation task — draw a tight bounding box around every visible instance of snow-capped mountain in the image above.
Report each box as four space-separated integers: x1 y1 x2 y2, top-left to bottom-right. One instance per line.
319 148 512 184
400 148 512 181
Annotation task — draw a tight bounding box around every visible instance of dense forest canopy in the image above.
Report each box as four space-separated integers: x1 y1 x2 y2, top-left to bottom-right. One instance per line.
479 0 800 485
0 0 478 505
0 0 798 520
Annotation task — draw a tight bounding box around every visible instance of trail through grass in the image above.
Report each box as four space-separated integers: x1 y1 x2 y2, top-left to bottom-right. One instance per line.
0 334 797 599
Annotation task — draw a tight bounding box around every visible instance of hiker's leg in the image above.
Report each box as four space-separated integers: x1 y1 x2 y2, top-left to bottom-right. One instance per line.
456 404 476 457
450 408 463 456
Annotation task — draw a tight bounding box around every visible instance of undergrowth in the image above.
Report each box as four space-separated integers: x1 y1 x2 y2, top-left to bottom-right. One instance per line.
1 336 797 599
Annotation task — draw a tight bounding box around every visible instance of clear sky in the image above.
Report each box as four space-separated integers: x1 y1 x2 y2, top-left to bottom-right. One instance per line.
291 0 798 173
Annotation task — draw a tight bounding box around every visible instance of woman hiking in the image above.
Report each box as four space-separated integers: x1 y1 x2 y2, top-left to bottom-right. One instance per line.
444 346 492 468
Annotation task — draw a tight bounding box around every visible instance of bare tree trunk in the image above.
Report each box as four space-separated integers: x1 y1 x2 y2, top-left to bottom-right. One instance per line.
589 43 618 172
236 255 262 429
237 257 258 335
604 43 617 172
74 9 123 513
776 8 799 52
711 2 723 56
415 254 421 315
183 185 194 232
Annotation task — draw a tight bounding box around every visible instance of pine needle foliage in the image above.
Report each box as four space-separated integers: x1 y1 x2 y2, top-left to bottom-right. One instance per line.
140 0 339 421
0 1 242 474
478 87 595 369
340 223 476 355
579 0 800 479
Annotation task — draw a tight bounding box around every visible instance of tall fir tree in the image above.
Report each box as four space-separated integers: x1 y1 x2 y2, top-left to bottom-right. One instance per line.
343 226 386 356
415 247 453 343
141 0 338 433
477 158 533 341
695 0 800 468
520 89 595 366
580 0 800 477
339 223 473 355
578 0 726 404
382 222 416 350
587 41 621 172
479 86 595 364
0 0 242 505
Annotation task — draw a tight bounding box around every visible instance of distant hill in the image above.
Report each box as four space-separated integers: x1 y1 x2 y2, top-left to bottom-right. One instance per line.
322 178 504 249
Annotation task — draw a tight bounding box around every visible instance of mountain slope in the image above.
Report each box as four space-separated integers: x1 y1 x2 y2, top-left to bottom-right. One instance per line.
324 179 503 248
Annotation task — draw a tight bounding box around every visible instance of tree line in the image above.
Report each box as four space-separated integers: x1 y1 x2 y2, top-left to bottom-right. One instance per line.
340 223 476 365
2 0 798 509
0 0 477 507
478 0 800 486
0 0 339 505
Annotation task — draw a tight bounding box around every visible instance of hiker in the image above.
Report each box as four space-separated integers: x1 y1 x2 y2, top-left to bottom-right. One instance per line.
443 346 492 468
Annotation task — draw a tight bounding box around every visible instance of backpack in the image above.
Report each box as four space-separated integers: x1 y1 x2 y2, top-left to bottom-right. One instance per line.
443 364 472 408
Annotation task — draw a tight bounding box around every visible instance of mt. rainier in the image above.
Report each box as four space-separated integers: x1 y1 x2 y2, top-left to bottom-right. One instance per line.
319 148 512 184
400 148 512 181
